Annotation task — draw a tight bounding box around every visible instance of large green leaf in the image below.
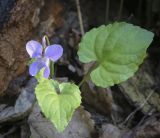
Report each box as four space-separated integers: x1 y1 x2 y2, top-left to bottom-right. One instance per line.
35 79 81 132
78 22 154 87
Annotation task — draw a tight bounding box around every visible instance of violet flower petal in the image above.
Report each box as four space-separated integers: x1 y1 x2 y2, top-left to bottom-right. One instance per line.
44 44 63 62
26 40 43 58
29 60 45 76
43 66 50 78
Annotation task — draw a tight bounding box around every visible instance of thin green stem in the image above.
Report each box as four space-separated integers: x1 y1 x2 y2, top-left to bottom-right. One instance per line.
50 61 54 79
78 62 97 87
78 70 90 87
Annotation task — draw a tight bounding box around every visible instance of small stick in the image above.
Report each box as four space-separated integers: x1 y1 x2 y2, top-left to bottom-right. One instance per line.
137 0 143 20
1 126 16 138
105 0 110 24
146 0 153 28
75 0 85 36
122 90 154 126
118 0 124 20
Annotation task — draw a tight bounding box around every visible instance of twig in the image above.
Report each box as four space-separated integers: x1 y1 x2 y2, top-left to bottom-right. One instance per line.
1 126 16 138
105 0 110 24
146 0 153 28
75 0 85 36
122 90 154 126
118 0 124 20
137 0 143 20
137 108 155 127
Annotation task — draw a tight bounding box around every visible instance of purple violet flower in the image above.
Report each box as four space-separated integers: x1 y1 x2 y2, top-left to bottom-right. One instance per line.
26 36 63 78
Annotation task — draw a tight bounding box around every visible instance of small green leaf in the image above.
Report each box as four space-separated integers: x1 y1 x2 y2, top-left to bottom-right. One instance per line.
35 79 81 132
78 22 154 87
27 58 36 65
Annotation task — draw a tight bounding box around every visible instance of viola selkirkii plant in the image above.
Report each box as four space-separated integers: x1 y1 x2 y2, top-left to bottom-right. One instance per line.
26 22 154 132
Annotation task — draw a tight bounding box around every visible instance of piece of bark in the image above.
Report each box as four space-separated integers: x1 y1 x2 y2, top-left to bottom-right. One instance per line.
122 114 160 138
81 81 113 116
0 78 36 123
28 104 95 138
99 124 124 138
119 59 160 113
0 0 43 95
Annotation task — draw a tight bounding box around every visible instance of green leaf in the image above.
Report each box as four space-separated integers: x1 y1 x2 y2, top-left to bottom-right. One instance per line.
78 22 154 87
27 58 36 65
35 79 81 132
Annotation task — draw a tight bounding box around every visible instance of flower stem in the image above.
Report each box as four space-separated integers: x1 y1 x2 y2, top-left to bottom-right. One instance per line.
44 35 55 79
50 61 54 79
44 35 50 46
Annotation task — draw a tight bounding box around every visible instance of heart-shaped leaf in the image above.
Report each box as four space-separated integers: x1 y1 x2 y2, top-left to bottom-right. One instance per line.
35 79 81 132
78 22 154 87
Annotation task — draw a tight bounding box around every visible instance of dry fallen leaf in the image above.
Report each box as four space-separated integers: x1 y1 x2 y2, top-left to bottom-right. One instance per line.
28 104 95 138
